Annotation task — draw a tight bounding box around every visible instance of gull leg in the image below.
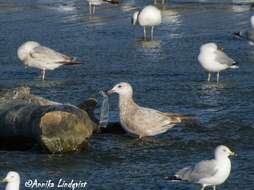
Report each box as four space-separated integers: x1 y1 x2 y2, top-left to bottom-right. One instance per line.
213 186 216 190
89 3 92 15
144 27 147 40
151 26 154 40
201 186 206 190
42 69 46 80
207 72 211 82
127 138 142 146
93 5 96 14
216 72 220 83
162 0 165 4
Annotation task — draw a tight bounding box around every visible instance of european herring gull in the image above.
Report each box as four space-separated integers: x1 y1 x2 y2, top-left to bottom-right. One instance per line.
198 43 238 83
166 145 235 190
107 82 192 138
17 41 80 80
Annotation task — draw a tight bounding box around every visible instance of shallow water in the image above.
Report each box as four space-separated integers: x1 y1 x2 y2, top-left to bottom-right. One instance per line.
0 0 254 189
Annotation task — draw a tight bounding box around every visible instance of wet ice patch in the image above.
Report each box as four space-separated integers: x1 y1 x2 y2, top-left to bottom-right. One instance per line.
99 91 109 128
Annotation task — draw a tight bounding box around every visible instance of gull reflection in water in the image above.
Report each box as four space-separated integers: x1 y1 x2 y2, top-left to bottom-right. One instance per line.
136 39 162 61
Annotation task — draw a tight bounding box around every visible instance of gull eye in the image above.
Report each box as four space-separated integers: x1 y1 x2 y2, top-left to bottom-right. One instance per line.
118 85 122 88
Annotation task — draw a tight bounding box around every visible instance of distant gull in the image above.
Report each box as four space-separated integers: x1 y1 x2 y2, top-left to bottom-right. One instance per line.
87 0 119 15
234 15 254 45
166 145 235 190
17 41 80 80
107 82 192 138
132 5 162 40
198 43 239 83
2 171 20 190
154 0 165 5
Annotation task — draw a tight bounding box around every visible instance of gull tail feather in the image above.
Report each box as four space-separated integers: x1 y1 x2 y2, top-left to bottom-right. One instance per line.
234 31 241 37
164 175 182 181
230 62 239 69
176 115 195 123
230 65 239 69
103 0 120 4
58 58 81 65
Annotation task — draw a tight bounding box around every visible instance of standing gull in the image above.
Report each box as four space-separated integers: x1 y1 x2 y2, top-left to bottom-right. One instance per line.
17 41 80 80
132 5 162 40
166 145 235 190
2 171 20 190
107 82 191 138
234 15 254 45
198 43 239 83
87 0 119 15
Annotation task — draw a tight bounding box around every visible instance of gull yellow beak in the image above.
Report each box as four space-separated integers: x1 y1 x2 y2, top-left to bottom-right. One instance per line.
1 178 7 183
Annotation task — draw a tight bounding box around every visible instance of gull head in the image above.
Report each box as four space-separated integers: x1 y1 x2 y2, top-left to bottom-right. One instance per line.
107 82 133 97
2 171 20 185
132 11 139 25
215 145 235 160
200 42 218 54
250 15 254 28
17 41 40 61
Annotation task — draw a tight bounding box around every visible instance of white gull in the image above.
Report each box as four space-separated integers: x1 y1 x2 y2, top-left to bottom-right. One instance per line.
166 145 235 190
2 171 20 190
198 42 238 83
17 41 80 80
132 5 162 40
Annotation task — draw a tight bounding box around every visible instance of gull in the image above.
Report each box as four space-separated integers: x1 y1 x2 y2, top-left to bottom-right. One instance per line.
17 41 80 80
198 43 239 83
2 171 20 190
132 5 162 40
166 145 235 190
107 82 192 138
87 0 119 15
154 0 165 5
234 15 254 45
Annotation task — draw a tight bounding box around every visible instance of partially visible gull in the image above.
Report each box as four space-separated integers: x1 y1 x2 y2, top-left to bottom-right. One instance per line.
198 42 238 83
17 41 80 80
132 5 162 40
107 82 192 138
87 0 119 15
2 171 20 190
154 0 165 5
234 15 254 46
166 145 235 190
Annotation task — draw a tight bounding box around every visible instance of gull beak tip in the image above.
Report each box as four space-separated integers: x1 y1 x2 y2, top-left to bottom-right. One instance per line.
106 90 114 96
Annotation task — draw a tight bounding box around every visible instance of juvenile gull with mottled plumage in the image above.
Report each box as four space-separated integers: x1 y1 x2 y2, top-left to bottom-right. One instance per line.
107 82 192 138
